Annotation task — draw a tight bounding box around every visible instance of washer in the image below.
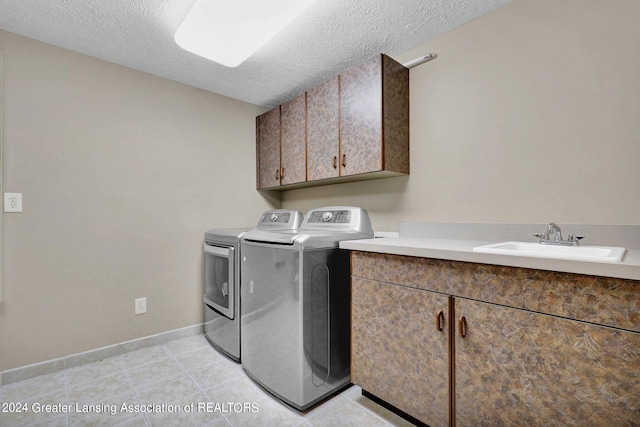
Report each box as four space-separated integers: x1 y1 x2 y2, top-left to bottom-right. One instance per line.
203 209 302 361
240 206 374 410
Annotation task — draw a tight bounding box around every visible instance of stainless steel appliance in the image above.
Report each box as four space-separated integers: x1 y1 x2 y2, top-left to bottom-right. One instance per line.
240 206 374 410
203 209 302 361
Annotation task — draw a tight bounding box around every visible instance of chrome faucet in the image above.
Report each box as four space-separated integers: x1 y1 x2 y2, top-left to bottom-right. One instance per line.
534 223 584 246
547 222 562 241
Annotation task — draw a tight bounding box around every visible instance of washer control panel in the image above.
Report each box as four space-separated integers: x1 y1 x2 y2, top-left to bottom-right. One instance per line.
307 210 352 224
300 206 373 236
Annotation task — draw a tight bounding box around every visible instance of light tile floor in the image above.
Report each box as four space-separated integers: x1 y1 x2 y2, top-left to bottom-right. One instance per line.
0 334 415 427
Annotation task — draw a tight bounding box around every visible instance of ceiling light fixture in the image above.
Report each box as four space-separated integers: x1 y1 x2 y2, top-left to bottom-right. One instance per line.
174 0 318 68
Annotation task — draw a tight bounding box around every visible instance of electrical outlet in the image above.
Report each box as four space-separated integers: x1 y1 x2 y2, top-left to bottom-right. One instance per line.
135 297 147 315
4 193 23 213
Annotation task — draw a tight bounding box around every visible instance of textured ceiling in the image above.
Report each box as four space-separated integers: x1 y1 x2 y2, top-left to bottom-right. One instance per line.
0 0 512 107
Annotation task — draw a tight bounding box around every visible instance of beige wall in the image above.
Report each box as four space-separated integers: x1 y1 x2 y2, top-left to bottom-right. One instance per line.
2 0 639 371
282 0 640 230
0 30 278 371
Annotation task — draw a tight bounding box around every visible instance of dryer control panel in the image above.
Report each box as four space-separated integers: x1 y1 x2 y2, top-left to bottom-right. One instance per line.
262 212 291 224
256 209 304 230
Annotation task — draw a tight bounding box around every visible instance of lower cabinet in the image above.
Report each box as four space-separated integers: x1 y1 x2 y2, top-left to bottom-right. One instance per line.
351 277 450 427
455 298 640 426
350 253 640 427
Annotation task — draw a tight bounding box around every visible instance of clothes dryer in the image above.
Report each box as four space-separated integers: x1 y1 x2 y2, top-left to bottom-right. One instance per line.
203 209 302 361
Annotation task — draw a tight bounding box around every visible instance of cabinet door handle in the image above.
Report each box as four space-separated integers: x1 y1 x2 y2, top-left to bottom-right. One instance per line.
458 316 468 338
436 310 445 332
281 167 285 179
342 154 347 167
332 156 337 169
275 169 280 181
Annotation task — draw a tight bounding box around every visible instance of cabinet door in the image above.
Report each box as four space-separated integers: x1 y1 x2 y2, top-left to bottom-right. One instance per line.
382 55 410 174
340 55 383 176
307 77 339 181
455 298 640 426
257 107 281 189
280 93 306 185
352 277 450 427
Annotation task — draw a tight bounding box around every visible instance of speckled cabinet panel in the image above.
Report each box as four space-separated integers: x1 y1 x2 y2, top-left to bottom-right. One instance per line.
307 77 340 181
351 251 449 292
255 117 260 188
340 54 383 176
455 298 640 426
257 107 281 189
351 252 640 333
280 93 306 185
382 55 410 174
351 277 450 427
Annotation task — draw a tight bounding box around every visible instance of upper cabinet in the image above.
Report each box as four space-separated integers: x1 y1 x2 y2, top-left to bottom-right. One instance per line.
280 93 307 186
256 53 409 190
307 77 340 181
256 93 307 189
340 54 409 177
256 106 281 189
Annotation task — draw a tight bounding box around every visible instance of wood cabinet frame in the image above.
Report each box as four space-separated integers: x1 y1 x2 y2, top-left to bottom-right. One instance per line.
350 251 640 426
256 54 409 190
256 93 308 189
256 106 281 189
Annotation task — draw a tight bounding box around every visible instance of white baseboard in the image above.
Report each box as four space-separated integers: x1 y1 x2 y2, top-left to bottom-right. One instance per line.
1 323 203 386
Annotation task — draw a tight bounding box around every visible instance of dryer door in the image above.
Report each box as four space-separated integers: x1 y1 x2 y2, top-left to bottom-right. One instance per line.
204 243 235 319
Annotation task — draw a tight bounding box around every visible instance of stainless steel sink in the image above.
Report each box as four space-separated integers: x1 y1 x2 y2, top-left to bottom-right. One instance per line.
472 241 626 263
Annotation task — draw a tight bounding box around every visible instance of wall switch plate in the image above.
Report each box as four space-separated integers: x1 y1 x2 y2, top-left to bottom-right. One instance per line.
4 193 23 212
135 297 147 315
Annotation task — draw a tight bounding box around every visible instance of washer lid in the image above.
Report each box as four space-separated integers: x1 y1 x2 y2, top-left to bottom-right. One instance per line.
242 207 373 248
204 228 249 243
241 229 301 245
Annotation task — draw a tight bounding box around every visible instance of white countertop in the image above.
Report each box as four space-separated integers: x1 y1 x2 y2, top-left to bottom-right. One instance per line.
340 236 640 281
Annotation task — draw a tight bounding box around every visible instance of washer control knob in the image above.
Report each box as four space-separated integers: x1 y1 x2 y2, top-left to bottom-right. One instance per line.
322 211 333 222
270 213 279 222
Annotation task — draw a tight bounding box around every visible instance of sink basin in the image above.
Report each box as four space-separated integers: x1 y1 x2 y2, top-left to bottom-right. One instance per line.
473 241 626 263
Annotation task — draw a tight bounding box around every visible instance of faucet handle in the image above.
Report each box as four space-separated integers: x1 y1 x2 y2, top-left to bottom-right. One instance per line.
568 234 585 246
534 232 548 241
